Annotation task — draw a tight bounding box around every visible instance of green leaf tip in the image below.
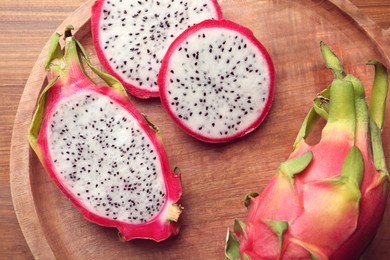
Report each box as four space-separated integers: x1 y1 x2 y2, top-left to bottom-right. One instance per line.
65 25 74 31
44 32 62 70
264 219 288 235
142 113 160 133
64 25 74 39
243 192 259 209
278 151 313 179
264 219 289 250
339 146 364 191
233 219 246 238
225 229 241 260
320 41 346 79
173 166 181 175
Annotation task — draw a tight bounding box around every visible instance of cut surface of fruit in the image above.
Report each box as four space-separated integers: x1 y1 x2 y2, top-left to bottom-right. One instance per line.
29 27 182 242
47 91 166 223
159 19 275 143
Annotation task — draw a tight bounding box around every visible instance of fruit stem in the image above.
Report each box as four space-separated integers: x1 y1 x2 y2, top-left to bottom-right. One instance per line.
320 41 346 80
166 204 183 222
45 26 89 87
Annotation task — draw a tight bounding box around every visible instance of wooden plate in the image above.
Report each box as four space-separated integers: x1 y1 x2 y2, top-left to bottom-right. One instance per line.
10 0 390 258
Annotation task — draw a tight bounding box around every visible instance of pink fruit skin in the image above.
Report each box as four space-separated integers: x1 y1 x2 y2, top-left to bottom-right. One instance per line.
240 142 388 259
158 19 275 143
91 0 223 99
231 74 389 259
331 151 388 259
36 50 182 242
240 137 357 258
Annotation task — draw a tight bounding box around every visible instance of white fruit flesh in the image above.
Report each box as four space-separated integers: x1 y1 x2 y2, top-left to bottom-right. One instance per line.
98 0 220 92
47 91 165 223
163 27 272 139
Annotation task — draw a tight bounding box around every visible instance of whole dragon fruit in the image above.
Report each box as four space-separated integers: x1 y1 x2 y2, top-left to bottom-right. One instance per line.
158 19 275 143
28 27 182 242
91 0 223 98
225 43 389 259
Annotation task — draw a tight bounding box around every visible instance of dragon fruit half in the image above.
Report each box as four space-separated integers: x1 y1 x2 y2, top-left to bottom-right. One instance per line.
28 27 182 242
225 42 389 259
158 19 275 143
91 0 223 98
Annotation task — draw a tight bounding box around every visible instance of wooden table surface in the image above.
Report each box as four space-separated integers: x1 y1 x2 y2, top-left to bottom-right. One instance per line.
1 0 390 259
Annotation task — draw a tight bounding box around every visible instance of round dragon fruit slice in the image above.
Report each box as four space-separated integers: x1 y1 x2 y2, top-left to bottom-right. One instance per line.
91 0 223 98
28 27 182 242
158 19 275 143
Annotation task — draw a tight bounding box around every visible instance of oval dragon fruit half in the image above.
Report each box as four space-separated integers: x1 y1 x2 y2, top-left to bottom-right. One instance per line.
28 27 182 242
91 0 223 98
158 19 275 143
225 43 389 259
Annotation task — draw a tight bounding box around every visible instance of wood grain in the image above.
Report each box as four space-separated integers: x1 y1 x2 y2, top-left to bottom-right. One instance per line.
2 0 390 259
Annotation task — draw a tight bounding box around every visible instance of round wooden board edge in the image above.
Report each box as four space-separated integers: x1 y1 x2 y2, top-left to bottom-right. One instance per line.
329 0 390 66
10 0 94 258
9 0 390 259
